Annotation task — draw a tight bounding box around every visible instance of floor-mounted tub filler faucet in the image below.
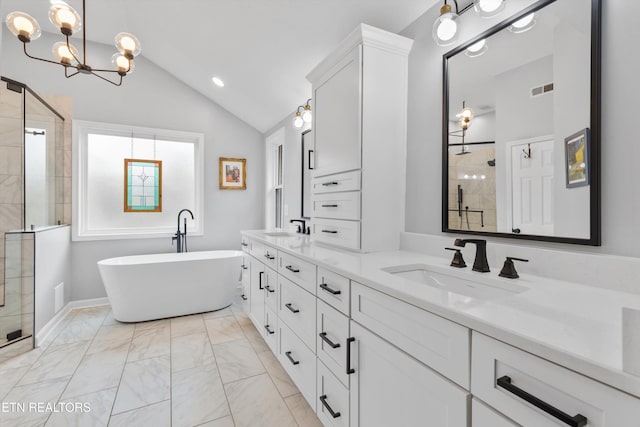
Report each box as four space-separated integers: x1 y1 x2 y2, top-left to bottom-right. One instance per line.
173 209 194 253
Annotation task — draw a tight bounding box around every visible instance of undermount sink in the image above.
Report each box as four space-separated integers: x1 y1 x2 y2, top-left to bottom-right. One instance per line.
382 264 527 300
262 230 293 237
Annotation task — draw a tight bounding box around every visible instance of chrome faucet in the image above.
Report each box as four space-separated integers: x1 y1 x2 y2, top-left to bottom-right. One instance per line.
173 209 194 253
454 238 490 272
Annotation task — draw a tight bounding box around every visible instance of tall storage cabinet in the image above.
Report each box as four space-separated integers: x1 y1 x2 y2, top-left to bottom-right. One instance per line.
307 24 413 252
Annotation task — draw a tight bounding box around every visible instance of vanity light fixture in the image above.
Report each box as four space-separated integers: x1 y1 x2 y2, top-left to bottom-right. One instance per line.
433 2 460 46
465 39 488 57
4 0 141 86
509 13 536 33
293 99 313 129
473 0 505 18
293 105 305 129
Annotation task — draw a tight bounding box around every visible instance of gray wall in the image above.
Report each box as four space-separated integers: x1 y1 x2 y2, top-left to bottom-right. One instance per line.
1 29 265 300
402 0 640 259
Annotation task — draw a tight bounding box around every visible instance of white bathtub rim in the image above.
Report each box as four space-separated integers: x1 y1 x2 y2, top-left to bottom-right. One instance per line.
98 250 243 266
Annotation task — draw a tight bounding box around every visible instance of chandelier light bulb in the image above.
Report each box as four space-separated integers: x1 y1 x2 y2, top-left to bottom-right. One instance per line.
474 0 505 17
432 4 459 46
115 32 142 59
6 12 41 42
49 3 81 35
112 53 133 74
509 13 536 33
52 41 78 65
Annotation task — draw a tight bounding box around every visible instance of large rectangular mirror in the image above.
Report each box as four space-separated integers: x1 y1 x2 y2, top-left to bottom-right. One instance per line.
443 0 601 245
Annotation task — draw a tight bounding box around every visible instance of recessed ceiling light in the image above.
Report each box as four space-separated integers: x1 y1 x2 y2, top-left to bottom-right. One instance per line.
212 77 224 87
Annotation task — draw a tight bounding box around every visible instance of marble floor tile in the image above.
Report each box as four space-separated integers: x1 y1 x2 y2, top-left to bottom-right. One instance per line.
198 416 236 427
285 393 323 427
107 400 171 427
171 360 230 427
213 339 265 384
171 332 215 373
205 316 244 345
0 365 29 400
112 354 171 414
257 350 298 398
240 324 270 354
170 314 206 338
0 340 41 369
224 374 297 427
45 387 117 427
62 340 129 399
0 376 70 427
93 323 136 343
101 311 120 326
127 325 170 362
134 318 170 332
18 340 90 386
52 317 103 346
86 337 131 355
203 306 234 319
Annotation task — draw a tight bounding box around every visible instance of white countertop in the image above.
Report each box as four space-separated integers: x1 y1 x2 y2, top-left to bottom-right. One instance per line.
241 229 640 399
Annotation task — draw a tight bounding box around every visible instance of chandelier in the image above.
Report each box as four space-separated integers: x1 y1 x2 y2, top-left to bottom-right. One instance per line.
5 0 141 86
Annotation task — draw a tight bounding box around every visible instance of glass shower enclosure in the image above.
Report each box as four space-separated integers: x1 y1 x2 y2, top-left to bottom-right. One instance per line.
0 76 65 357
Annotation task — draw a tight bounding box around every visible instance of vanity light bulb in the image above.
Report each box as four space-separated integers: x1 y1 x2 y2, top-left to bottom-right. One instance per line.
433 4 459 46
509 13 536 33
437 18 457 42
302 108 312 123
464 174 469 179
474 0 505 17
481 175 486 180
293 113 304 129
472 174 478 179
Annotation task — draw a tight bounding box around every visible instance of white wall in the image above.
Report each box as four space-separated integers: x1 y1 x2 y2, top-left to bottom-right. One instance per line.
401 0 640 272
1 29 265 300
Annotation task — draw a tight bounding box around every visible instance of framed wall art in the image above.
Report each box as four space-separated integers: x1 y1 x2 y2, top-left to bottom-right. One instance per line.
219 157 246 190
124 158 162 212
565 128 590 188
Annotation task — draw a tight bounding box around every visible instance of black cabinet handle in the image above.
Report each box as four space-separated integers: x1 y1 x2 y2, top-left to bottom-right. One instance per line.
241 242 248 247
308 149 314 170
285 351 300 365
322 229 338 234
319 332 340 349
496 376 587 427
258 271 264 290
321 204 339 208
322 181 339 186
264 285 275 293
264 324 275 335
346 337 355 374
319 395 341 419
285 265 300 273
240 294 247 301
264 253 275 260
285 303 300 313
319 283 341 295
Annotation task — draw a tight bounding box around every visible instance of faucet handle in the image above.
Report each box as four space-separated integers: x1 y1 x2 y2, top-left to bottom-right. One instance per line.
499 257 529 279
445 248 466 268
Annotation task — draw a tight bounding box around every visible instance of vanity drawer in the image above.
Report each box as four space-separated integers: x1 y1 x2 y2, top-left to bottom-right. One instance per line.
279 320 316 409
278 251 316 294
263 266 278 312
312 191 360 220
351 282 470 389
317 299 350 388
248 239 264 259
262 244 278 270
317 267 350 316
472 399 518 427
263 305 278 354
241 254 250 287
472 332 640 427
312 170 361 194
311 218 360 251
279 276 317 351
317 359 349 427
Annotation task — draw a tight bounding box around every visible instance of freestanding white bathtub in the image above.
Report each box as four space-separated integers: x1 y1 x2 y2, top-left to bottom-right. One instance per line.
97 250 242 322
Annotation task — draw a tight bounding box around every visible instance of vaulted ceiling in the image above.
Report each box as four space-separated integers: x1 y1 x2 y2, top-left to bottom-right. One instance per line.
1 0 440 132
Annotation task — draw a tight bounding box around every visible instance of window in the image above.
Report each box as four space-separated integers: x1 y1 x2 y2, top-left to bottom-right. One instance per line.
265 128 285 229
73 120 204 241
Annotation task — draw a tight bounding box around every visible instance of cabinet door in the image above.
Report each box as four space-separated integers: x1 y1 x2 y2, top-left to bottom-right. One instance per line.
472 399 519 427
313 46 361 177
248 257 265 331
349 321 469 427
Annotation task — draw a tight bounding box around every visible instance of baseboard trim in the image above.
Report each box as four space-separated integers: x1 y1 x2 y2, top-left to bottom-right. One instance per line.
36 297 110 347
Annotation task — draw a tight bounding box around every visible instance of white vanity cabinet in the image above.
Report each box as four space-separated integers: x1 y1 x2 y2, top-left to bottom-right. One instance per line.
307 24 413 252
247 256 265 331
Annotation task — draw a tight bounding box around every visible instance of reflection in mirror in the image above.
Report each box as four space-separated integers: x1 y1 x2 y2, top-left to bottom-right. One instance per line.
301 129 313 219
444 0 600 245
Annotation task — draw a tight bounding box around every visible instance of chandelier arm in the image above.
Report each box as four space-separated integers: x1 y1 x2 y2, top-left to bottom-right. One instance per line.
64 67 81 79
90 70 123 86
88 67 122 73
23 43 74 67
82 0 87 65
66 35 83 66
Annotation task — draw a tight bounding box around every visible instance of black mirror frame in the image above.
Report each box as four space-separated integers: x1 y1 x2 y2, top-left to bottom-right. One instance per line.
441 0 601 246
301 129 312 219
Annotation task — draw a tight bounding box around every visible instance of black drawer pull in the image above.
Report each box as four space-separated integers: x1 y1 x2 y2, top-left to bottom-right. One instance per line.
319 395 341 419
264 324 275 335
258 271 264 290
322 181 339 186
264 253 275 260
285 351 300 365
319 283 341 295
308 149 314 170
240 294 247 301
285 265 300 273
322 229 338 234
264 285 275 293
241 264 248 270
241 242 248 247
496 376 587 427
285 303 300 313
321 204 339 208
346 337 355 374
319 332 340 349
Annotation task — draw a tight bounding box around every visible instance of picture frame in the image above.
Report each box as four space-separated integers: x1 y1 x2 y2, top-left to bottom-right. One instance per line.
219 157 246 190
124 158 162 212
565 128 590 188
